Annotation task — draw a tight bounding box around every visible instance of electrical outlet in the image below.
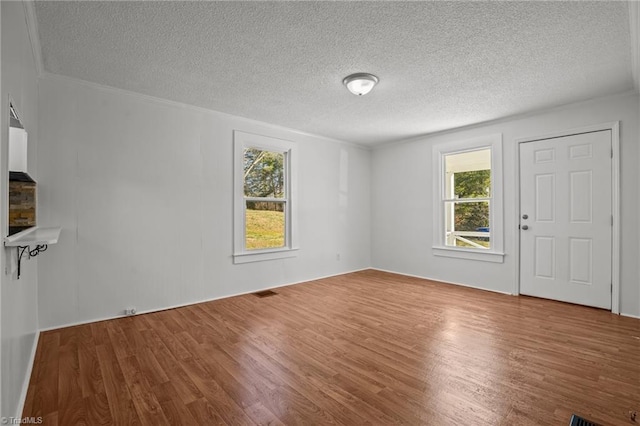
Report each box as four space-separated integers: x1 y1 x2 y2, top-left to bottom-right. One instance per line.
124 307 137 316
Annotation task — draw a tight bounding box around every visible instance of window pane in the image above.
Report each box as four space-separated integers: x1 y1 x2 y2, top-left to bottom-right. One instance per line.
244 148 285 198
444 149 491 198
245 201 285 250
444 201 490 249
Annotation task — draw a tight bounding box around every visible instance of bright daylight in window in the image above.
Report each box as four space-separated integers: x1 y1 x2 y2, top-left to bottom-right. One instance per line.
443 148 492 249
243 148 287 250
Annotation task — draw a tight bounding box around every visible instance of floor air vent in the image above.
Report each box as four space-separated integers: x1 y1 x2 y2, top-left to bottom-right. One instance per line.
569 414 601 426
253 290 277 298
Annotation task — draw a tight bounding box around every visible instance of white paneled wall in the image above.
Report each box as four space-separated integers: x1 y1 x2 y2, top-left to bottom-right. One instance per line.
1 1 40 419
371 92 640 317
37 75 371 329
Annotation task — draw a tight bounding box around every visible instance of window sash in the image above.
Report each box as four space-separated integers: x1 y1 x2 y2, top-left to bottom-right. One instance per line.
244 196 288 203
245 200 287 250
243 148 287 199
243 149 290 251
442 197 491 203
441 153 492 251
444 199 491 249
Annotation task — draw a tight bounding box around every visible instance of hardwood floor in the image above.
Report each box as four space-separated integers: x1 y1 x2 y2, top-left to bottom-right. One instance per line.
23 270 640 425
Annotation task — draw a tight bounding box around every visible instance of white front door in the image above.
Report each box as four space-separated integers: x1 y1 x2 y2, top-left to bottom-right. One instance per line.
519 130 612 309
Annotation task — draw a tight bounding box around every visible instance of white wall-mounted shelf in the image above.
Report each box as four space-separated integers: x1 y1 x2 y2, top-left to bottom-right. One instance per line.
4 227 61 279
4 226 61 247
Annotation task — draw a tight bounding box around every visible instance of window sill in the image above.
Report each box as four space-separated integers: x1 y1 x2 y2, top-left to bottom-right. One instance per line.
233 247 299 264
432 246 504 263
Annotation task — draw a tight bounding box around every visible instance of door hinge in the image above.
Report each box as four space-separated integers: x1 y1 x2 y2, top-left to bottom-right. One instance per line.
611 215 614 226
611 148 613 159
611 283 613 293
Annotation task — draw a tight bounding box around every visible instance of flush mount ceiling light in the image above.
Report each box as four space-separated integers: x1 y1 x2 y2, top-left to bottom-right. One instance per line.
343 73 379 96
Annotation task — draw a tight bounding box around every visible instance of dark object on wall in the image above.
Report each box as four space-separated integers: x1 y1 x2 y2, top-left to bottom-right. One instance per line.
9 171 36 236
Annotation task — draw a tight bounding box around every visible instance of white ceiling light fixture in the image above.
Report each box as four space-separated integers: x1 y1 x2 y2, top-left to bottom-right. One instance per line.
343 73 379 96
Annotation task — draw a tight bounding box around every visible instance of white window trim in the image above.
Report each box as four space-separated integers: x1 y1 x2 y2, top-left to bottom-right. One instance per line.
233 131 299 264
432 134 504 263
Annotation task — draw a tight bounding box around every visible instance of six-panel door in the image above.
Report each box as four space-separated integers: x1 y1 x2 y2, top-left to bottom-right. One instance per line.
519 130 612 309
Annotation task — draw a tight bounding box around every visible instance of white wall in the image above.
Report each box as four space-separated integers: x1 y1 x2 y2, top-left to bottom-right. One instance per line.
37 75 371 329
372 92 640 317
1 1 40 419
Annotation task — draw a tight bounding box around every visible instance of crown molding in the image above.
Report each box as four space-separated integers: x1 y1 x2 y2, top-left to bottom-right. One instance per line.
630 1 639 92
23 0 43 77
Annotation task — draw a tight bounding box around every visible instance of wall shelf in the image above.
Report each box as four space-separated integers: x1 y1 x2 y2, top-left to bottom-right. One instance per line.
4 227 61 279
5 226 60 246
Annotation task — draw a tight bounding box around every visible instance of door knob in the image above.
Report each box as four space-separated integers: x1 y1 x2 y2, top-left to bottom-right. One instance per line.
522 214 528 220
521 225 529 230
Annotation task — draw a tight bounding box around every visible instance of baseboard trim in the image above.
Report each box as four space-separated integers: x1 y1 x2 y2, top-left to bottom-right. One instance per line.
38 267 640 332
372 268 640 319
370 267 514 296
17 330 40 418
39 268 371 332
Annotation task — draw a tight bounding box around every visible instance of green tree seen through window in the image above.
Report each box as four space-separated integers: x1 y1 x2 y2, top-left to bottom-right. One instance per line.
244 148 284 198
454 169 490 232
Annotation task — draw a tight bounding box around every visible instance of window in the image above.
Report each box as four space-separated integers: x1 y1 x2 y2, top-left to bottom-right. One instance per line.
444 149 491 249
233 131 298 263
433 134 504 262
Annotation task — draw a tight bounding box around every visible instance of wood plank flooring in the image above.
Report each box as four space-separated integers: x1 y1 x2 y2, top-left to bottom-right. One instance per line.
23 270 640 425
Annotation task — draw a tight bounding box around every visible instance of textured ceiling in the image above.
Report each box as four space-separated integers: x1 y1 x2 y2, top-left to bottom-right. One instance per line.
35 1 633 145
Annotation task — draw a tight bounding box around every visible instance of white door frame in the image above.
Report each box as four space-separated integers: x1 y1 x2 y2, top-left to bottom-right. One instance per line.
513 122 620 314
